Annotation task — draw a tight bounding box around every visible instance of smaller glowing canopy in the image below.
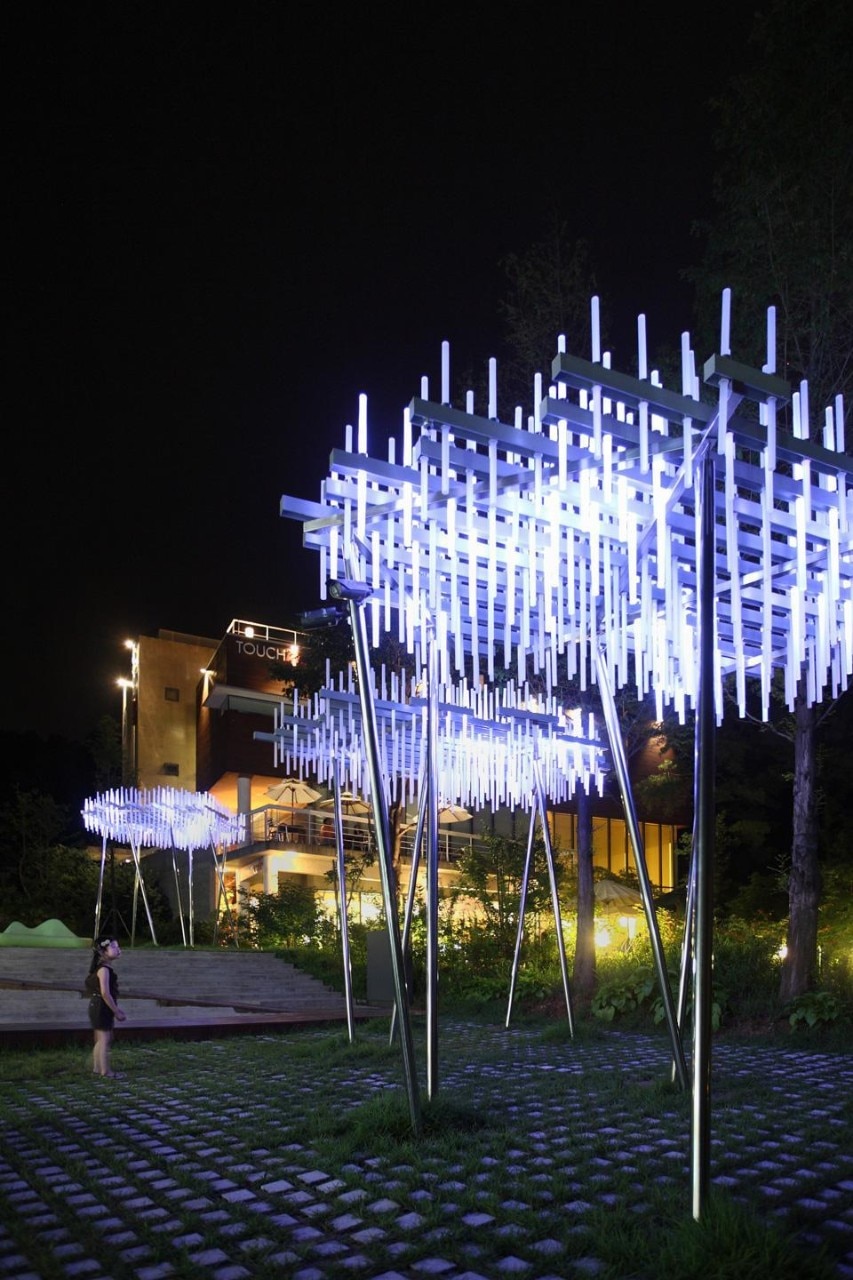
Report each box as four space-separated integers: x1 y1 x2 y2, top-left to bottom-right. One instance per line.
258 670 608 815
82 787 245 851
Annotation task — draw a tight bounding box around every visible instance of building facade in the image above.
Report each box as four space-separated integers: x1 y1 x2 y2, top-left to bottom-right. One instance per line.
120 619 685 934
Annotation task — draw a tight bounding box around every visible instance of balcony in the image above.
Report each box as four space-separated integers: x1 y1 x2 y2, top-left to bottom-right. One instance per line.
243 804 475 863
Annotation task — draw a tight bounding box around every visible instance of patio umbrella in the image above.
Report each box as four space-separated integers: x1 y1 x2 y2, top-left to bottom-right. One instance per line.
317 792 371 816
401 801 472 831
265 778 322 825
594 880 643 912
438 803 472 824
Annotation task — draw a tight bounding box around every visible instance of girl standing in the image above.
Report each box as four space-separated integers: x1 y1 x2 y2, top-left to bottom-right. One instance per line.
86 936 127 1077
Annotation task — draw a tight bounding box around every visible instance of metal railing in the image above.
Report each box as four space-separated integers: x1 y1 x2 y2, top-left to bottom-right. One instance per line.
243 805 475 863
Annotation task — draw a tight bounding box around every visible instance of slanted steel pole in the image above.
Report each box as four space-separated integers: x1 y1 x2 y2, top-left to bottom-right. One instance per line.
426 619 440 1098
94 836 108 940
347 595 421 1133
506 804 538 1028
389 765 426 1047
170 848 188 946
333 759 356 1042
532 758 574 1036
691 452 717 1218
595 643 688 1090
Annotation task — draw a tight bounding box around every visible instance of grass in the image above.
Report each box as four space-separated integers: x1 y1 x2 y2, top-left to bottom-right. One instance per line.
0 1014 850 1279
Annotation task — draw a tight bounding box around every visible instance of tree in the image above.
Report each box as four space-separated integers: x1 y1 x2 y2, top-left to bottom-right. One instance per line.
450 829 559 961
499 217 601 413
690 0 853 1000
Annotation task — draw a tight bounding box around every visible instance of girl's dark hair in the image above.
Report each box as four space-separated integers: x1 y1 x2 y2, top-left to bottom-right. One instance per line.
88 936 115 973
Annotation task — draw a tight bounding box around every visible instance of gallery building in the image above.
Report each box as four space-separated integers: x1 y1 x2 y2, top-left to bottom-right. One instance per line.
118 618 685 931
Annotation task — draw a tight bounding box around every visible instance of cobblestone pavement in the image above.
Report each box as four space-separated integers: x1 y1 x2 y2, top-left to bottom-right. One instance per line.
1 1022 851 1279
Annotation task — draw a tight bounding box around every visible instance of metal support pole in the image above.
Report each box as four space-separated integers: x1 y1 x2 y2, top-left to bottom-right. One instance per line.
347 593 421 1133
595 642 688 1090
187 849 195 947
532 758 574 1036
506 803 538 1027
426 619 440 1098
333 760 356 1042
94 837 107 940
691 451 717 1219
673 849 697 1085
128 836 158 945
391 762 427 1046
210 843 238 949
170 848 188 946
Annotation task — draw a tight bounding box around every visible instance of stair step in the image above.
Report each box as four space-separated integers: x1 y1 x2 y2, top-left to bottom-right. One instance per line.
0 947 354 1023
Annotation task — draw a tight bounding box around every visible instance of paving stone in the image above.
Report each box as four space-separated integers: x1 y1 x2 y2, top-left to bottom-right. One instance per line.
532 1238 566 1255
311 1240 349 1257
170 1233 204 1250
266 1250 299 1267
329 1212 363 1231
351 1227 386 1245
366 1198 399 1214
187 1247 228 1267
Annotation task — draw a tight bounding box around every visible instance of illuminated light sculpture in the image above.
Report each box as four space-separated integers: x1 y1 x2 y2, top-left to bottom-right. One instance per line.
256 661 608 1111
279 292 850 1212
82 787 246 947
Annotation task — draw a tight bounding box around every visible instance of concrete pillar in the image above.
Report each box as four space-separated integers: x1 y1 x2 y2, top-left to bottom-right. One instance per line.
237 775 252 816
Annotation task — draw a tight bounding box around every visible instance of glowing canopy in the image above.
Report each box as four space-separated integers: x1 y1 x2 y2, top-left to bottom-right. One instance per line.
260 673 607 814
82 787 245 849
282 296 850 735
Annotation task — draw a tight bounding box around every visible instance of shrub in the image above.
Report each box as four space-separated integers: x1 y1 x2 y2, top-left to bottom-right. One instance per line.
784 990 846 1029
591 966 656 1021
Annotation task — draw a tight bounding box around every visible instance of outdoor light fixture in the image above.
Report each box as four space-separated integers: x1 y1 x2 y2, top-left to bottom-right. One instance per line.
326 577 374 603
297 606 346 629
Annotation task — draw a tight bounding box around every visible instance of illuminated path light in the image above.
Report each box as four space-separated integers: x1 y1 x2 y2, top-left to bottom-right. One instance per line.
82 787 246 947
278 291 850 1213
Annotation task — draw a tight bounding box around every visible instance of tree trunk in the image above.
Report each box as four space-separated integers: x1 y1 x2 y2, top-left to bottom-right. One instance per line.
573 784 596 1006
778 683 822 1003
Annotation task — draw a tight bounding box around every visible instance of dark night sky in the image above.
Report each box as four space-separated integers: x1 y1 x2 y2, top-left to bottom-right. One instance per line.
5 1 755 742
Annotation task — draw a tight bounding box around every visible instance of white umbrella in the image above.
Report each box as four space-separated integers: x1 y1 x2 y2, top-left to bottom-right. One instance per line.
438 803 472 824
594 880 643 912
266 778 322 826
317 792 371 816
402 801 472 830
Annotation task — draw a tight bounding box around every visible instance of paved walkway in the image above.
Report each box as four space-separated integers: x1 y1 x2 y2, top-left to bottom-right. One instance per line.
1 1022 851 1279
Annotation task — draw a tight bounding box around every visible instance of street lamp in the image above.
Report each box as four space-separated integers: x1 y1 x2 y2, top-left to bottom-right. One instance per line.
118 639 139 786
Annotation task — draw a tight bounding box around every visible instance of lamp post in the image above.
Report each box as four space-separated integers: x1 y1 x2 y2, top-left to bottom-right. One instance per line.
118 639 138 786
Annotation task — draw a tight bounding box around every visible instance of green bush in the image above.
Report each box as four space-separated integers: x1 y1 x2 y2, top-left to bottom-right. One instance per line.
784 989 846 1029
591 966 656 1021
238 882 321 949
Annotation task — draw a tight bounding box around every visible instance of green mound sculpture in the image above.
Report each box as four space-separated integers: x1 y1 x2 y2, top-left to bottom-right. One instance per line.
0 919 91 948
